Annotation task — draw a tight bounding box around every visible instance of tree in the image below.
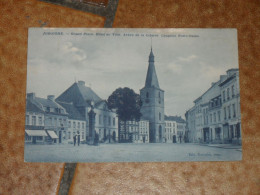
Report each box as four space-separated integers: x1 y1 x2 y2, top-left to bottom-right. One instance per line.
107 87 142 142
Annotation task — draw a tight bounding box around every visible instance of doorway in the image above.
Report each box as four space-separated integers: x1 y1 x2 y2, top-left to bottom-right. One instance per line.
159 125 162 142
173 135 176 143
59 131 62 143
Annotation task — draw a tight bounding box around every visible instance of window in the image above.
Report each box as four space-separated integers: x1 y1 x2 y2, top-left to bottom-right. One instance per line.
228 106 231 119
25 134 31 141
214 113 216 123
77 122 80 129
68 132 71 139
99 115 102 125
82 132 84 139
82 122 84 129
113 117 115 126
233 104 236 117
146 92 149 98
38 116 42 125
59 118 62 126
232 85 235 97
32 116 36 126
159 113 161 121
104 116 106 125
26 115 29 125
218 111 221 122
210 114 212 124
36 136 43 140
68 121 71 128
223 91 226 102
73 122 76 128
224 107 227 119
227 88 230 100
108 116 111 126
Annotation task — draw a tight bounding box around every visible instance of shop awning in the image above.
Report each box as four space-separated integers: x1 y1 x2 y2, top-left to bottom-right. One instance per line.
25 130 47 136
47 130 58 139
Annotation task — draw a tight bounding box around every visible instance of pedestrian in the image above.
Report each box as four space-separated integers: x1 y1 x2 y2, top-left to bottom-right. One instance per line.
77 131 80 146
73 134 77 146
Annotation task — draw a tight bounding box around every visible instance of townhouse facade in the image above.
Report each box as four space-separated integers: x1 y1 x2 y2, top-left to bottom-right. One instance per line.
165 115 186 143
119 119 149 143
56 81 118 143
25 99 46 144
57 101 86 144
185 68 241 145
25 93 68 144
164 118 177 143
220 69 241 144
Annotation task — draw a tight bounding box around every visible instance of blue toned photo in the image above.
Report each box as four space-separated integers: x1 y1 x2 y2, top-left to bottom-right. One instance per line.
24 28 242 162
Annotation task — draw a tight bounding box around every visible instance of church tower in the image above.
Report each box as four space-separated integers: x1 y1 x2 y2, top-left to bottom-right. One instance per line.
140 47 165 143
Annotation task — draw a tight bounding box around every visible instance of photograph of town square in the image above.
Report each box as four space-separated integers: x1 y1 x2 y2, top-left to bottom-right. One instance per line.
24 28 242 162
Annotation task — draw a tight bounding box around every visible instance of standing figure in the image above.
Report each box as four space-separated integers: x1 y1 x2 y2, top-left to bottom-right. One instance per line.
77 131 80 146
73 134 77 146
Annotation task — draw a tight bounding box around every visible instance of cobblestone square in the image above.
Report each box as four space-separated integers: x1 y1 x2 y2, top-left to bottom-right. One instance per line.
25 143 242 162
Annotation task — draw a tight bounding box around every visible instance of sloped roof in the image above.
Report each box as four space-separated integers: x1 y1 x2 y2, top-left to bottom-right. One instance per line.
56 82 103 107
57 101 85 120
35 97 63 109
219 74 236 87
26 99 44 113
76 82 102 103
145 48 160 88
165 115 186 123
94 100 106 108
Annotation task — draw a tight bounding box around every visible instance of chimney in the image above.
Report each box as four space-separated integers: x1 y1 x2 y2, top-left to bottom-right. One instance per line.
220 75 226 82
78 81 85 86
27 93 35 101
47 95 55 101
226 69 238 77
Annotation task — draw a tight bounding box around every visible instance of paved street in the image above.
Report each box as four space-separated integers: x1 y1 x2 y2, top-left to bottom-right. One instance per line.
24 143 242 162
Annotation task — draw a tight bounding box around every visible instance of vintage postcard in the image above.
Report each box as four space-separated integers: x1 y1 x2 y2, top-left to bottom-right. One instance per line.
24 28 242 162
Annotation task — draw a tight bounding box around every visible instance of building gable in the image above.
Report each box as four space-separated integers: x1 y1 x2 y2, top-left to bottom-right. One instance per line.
56 81 103 107
56 82 88 107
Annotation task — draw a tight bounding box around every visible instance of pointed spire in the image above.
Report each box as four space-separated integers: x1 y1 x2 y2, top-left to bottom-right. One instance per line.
149 38 154 61
151 37 153 51
145 46 159 88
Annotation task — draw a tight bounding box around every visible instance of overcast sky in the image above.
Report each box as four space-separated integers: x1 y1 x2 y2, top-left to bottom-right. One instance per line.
27 28 238 118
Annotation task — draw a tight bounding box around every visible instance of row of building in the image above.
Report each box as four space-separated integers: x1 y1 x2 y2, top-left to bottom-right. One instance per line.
25 81 186 144
185 68 241 145
25 47 187 144
25 81 118 144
